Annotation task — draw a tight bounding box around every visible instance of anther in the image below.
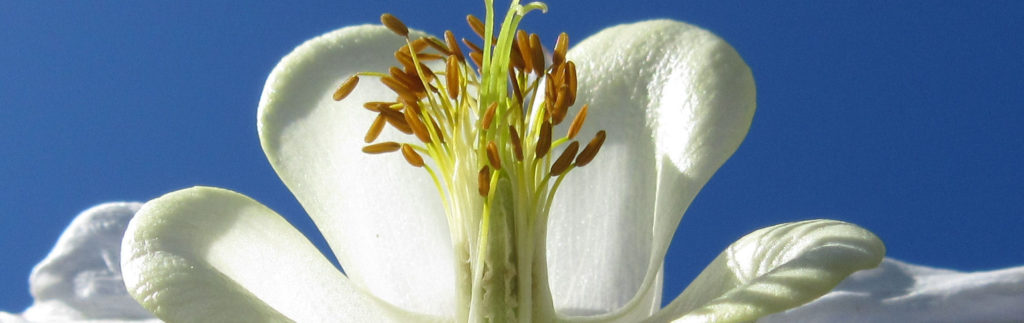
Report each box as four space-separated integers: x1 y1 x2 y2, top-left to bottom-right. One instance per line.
446 56 461 99
509 42 526 72
362 142 401 154
482 102 498 129
509 69 524 104
380 76 417 102
565 61 577 105
529 33 545 75
575 130 606 167
363 101 393 112
404 105 432 143
424 37 452 56
486 141 502 170
536 120 552 159
469 51 484 71
380 14 409 38
509 126 524 161
431 118 445 144
550 141 579 176
390 66 424 92
478 166 491 196
567 104 588 139
444 30 464 62
466 15 492 44
365 114 387 143
516 30 533 74
406 38 430 53
401 144 424 167
378 106 414 134
462 38 483 55
394 50 416 71
551 84 569 124
333 76 359 101
553 32 569 66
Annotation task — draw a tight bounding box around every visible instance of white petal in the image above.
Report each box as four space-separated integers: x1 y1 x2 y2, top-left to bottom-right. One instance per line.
120 186 436 322
258 25 455 315
759 258 1024 322
6 202 158 322
546 20 756 316
648 220 885 323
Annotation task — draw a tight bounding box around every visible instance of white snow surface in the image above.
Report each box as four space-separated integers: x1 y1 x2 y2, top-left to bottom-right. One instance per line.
1 203 1021 322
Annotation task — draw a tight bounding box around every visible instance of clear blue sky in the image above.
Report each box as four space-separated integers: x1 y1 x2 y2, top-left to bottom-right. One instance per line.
2 0 1022 312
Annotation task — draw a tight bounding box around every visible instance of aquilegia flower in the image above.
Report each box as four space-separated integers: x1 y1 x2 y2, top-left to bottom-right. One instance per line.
120 1 884 322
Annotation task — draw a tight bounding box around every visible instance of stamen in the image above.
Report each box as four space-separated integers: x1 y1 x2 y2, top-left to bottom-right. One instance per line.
394 50 416 71
566 104 588 139
509 42 526 72
380 13 409 38
509 126 524 161
378 106 414 134
536 120 552 159
446 56 461 99
403 38 430 53
363 101 393 112
550 141 579 176
575 130 606 167
486 141 502 170
551 84 569 124
401 143 425 167
333 76 359 101
469 51 484 71
424 36 452 56
380 76 418 102
516 30 533 74
552 32 569 67
444 30 465 62
482 102 498 129
462 38 483 55
365 114 387 143
478 166 491 196
529 33 545 76
404 105 432 143
466 14 492 44
431 118 445 144
565 61 577 105
362 142 401 154
510 69 524 104
390 66 424 92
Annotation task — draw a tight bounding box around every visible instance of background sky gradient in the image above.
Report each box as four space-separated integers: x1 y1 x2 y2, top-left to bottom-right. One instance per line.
2 0 1022 312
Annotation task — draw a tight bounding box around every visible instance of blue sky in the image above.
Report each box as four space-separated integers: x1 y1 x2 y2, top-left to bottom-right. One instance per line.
2 0 1022 312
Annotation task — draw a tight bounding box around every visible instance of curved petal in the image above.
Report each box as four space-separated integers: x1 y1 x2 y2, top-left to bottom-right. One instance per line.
16 202 157 322
760 258 1024 322
546 20 756 317
647 220 885 323
257 25 455 315
120 186 437 322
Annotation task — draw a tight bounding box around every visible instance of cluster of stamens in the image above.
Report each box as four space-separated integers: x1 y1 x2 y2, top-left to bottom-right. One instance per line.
333 12 605 201
332 4 603 319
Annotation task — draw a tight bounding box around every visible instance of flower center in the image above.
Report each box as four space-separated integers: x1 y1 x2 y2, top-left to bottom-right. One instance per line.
333 1 606 321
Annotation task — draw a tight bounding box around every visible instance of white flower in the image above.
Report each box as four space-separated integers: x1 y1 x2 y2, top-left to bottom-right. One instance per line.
119 2 884 322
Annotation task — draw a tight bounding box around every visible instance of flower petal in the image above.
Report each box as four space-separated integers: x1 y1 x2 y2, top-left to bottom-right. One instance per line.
759 258 1024 322
10 202 157 322
257 25 455 314
648 220 885 323
546 20 756 316
120 186 435 322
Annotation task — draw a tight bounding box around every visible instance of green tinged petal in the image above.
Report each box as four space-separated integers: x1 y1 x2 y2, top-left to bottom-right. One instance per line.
649 220 885 323
120 186 433 322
